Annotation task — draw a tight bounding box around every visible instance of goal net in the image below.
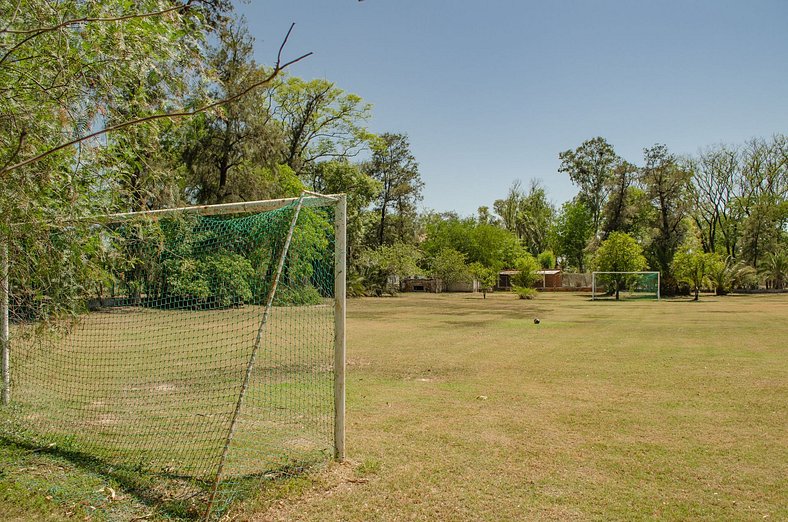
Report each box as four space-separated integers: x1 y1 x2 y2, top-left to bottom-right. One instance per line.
0 192 346 519
592 271 660 301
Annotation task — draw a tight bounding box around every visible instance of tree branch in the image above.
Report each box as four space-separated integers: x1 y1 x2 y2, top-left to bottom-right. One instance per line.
0 24 311 178
1 1 193 35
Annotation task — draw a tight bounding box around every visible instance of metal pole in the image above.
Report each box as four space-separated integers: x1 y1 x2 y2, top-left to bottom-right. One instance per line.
333 195 347 461
657 272 661 301
1 240 9 406
591 272 596 301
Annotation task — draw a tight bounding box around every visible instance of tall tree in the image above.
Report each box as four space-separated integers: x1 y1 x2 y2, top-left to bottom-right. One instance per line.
493 180 554 255
640 144 693 277
365 133 423 246
558 137 619 236
551 199 593 271
691 145 740 256
272 77 372 173
592 232 648 300
601 160 638 238
181 23 288 204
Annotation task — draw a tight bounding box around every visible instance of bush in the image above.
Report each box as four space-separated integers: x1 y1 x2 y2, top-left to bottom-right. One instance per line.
512 285 538 299
273 285 323 306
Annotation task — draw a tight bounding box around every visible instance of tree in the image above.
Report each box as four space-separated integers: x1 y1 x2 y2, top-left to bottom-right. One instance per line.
601 160 638 238
558 137 619 236
370 242 423 294
272 76 372 173
592 232 648 300
181 23 289 204
691 145 740 255
365 133 423 246
430 249 470 289
640 144 693 280
537 250 556 269
493 180 554 255
512 254 541 288
422 215 526 271
551 200 593 271
672 247 723 301
468 262 497 299
758 250 788 290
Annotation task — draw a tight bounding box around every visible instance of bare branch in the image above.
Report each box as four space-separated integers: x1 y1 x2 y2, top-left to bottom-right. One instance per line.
0 24 312 178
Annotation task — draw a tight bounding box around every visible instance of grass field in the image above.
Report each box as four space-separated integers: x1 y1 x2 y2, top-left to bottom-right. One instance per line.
1 292 787 520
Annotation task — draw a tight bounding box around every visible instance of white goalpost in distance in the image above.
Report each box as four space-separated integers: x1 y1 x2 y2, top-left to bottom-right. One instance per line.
592 271 661 301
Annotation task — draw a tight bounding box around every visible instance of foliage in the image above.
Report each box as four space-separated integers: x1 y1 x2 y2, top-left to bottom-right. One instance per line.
672 247 724 301
493 180 554 255
758 250 788 290
537 250 556 269
512 254 540 287
430 248 470 287
422 214 526 271
364 133 423 246
550 199 593 271
708 257 758 295
558 137 619 235
640 144 693 278
512 285 538 299
468 262 498 298
272 76 373 173
592 232 648 300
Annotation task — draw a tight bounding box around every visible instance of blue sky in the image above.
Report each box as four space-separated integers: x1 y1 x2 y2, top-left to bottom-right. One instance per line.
237 1 788 216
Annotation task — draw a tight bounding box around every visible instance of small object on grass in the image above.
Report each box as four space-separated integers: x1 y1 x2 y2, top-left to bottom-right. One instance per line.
476 395 488 400
534 318 540 324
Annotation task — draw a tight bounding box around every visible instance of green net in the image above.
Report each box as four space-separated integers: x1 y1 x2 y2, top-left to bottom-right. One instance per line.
0 195 340 519
592 272 660 300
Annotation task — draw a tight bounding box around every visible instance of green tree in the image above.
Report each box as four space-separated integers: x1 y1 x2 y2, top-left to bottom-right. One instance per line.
430 248 470 289
601 160 639 238
758 250 788 290
468 262 498 299
365 133 423 246
558 137 619 236
272 76 372 173
672 248 723 301
493 180 554 255
551 200 593 271
640 144 693 281
537 250 556 269
592 232 648 300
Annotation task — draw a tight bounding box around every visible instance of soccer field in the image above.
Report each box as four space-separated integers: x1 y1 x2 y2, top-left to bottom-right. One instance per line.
253 292 787 521
1 292 786 521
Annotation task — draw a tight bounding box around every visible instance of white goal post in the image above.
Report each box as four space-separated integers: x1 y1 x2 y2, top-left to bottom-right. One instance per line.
592 271 661 300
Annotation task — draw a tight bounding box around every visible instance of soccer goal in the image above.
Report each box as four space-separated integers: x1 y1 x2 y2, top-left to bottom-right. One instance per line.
592 271 661 301
0 192 346 520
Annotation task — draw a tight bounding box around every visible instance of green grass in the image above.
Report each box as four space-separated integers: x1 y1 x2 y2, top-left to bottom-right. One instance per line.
250 292 787 521
1 303 335 519
2 292 787 520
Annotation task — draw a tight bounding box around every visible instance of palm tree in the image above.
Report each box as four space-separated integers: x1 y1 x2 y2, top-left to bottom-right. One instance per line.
758 251 788 290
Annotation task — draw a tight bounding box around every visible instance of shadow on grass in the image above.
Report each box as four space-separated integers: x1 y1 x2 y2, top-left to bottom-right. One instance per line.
0 436 322 520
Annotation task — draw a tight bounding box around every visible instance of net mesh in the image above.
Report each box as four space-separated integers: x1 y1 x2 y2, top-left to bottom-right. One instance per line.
0 196 338 519
593 272 659 300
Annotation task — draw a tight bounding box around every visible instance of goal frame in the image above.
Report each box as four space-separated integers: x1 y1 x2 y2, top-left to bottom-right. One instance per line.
592 271 661 301
0 191 347 461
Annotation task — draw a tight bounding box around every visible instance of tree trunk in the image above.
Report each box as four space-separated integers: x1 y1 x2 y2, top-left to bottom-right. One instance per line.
615 282 620 301
694 287 699 301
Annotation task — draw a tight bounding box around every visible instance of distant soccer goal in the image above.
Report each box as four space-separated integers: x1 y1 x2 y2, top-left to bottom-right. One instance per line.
592 271 660 301
0 192 346 520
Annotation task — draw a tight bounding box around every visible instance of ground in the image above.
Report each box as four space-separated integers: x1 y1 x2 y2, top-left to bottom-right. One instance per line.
1 292 786 520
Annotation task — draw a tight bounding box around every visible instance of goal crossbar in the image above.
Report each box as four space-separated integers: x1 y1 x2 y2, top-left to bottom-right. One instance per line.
592 271 661 300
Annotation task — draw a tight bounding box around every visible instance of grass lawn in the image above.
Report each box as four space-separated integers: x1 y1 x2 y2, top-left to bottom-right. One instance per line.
248 292 787 521
1 292 786 520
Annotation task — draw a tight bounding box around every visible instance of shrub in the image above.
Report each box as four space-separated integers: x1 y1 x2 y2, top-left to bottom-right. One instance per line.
274 285 323 306
512 285 538 299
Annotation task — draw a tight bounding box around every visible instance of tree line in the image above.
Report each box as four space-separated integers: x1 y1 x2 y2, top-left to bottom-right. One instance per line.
2 2 785 311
